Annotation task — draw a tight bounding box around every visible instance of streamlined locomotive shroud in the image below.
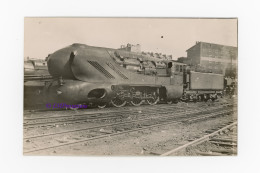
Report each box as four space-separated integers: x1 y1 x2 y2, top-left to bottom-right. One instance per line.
47 43 223 108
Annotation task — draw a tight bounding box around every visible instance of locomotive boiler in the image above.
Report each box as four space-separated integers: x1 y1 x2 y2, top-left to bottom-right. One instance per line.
46 43 223 108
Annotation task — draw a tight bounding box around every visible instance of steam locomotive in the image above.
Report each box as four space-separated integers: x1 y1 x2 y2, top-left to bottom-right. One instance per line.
46 43 224 108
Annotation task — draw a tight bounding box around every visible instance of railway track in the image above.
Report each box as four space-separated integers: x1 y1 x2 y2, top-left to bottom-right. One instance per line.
23 104 187 128
24 100 229 115
24 103 180 114
24 105 236 154
24 105 232 139
23 103 233 129
160 121 237 156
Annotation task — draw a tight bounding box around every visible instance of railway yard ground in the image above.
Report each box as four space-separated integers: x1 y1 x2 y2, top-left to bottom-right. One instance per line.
23 96 237 156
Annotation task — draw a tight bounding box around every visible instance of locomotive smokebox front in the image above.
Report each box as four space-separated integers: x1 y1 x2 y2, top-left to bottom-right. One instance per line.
47 44 84 79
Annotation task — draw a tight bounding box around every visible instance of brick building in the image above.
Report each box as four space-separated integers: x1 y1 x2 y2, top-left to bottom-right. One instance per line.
181 41 237 76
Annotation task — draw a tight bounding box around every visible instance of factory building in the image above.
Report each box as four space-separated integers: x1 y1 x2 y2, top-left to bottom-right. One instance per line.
178 41 237 76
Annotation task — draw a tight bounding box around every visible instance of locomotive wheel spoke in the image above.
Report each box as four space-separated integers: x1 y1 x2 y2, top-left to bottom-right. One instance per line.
111 97 126 107
130 98 143 106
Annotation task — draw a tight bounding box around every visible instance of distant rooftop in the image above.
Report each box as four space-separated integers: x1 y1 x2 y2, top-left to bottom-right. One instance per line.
186 41 237 52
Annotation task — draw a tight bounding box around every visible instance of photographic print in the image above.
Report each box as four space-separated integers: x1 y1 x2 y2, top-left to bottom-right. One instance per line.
24 18 237 156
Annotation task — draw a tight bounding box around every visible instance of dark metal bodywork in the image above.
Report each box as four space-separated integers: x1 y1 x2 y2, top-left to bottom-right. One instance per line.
183 70 224 100
187 71 224 90
47 44 184 104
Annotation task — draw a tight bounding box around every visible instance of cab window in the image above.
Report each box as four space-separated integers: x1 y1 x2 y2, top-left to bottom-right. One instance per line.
180 65 183 72
168 62 173 68
176 65 180 72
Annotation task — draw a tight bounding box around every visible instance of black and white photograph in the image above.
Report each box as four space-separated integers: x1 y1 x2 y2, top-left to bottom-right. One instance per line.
2 0 260 173
24 18 238 156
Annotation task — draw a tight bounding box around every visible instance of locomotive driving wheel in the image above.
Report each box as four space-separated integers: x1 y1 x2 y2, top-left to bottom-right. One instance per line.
111 97 127 107
146 91 159 105
130 97 143 106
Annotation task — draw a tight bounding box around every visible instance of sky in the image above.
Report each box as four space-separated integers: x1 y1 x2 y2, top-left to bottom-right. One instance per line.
24 18 237 60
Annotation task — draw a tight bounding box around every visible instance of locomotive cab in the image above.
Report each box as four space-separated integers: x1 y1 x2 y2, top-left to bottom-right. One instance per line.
168 61 186 85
